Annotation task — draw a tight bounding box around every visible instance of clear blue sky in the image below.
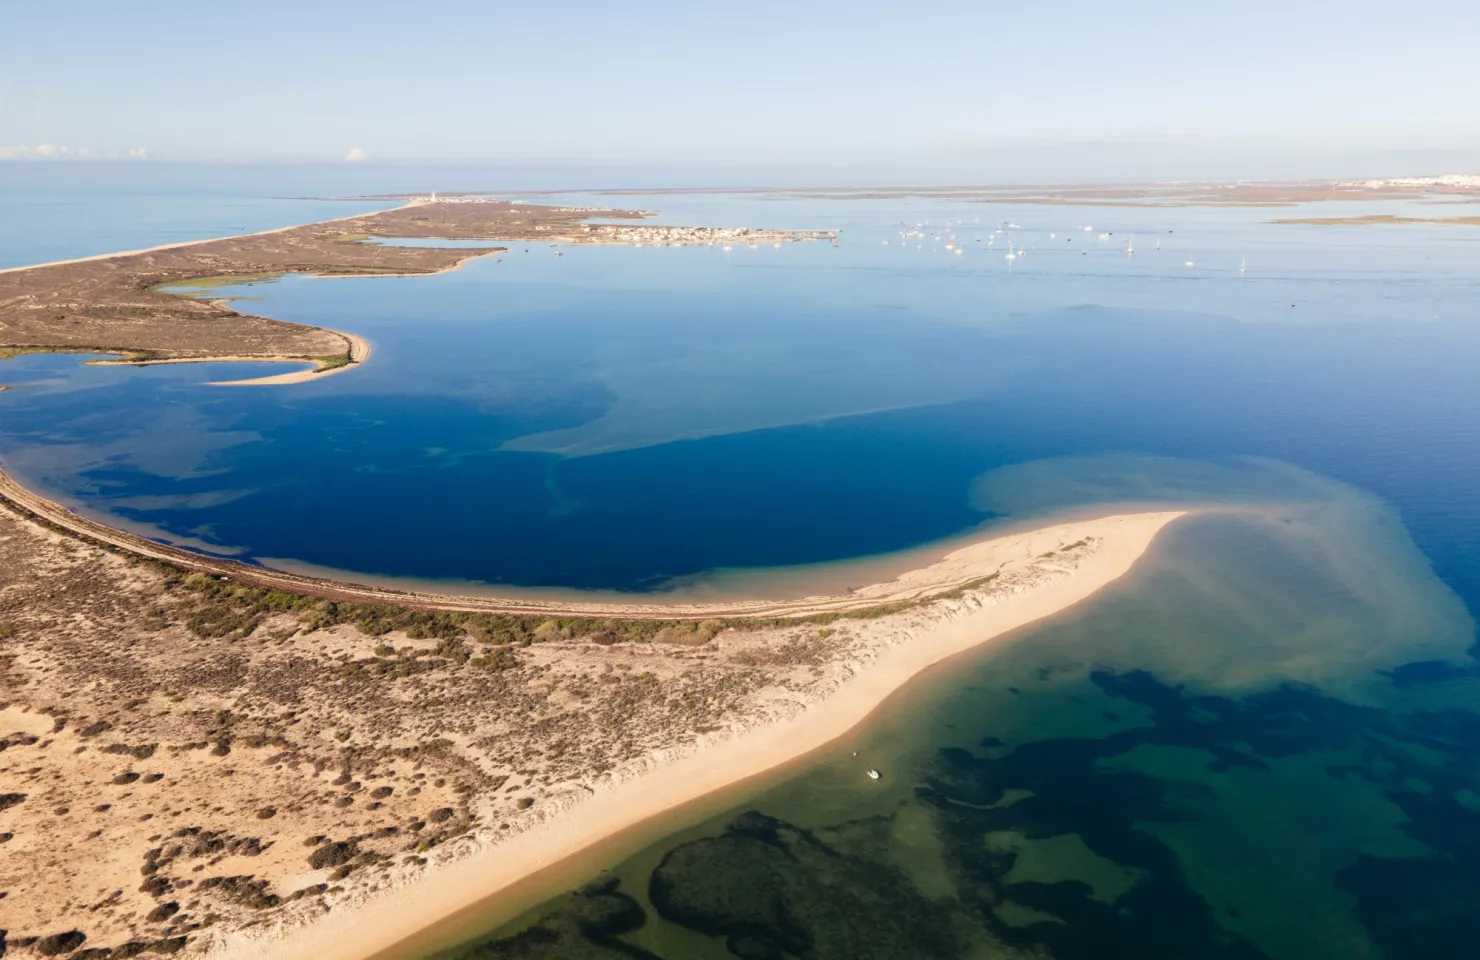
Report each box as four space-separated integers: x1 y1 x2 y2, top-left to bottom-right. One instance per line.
3 0 1477 179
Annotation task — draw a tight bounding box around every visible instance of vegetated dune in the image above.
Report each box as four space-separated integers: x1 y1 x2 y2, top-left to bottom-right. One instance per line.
0 492 1180 958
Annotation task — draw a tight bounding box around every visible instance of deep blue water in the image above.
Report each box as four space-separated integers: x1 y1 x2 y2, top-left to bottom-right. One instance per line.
1 192 1478 606
3 168 1480 959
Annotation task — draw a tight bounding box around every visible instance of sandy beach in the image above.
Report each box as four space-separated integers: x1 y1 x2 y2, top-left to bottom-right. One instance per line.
203 510 1183 960
79 331 375 386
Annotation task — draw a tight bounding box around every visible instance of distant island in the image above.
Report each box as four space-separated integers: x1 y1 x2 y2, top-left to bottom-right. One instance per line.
1271 213 1480 226
570 175 1480 209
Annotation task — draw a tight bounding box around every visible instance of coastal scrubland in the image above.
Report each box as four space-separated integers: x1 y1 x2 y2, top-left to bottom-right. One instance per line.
0 488 1174 958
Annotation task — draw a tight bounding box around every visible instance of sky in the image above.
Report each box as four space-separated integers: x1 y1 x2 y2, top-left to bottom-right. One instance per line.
2 0 1478 180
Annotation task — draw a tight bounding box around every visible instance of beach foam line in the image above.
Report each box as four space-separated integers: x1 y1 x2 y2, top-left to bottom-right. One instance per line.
208 510 1185 960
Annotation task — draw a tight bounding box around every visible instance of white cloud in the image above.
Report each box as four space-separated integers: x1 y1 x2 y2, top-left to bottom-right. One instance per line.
0 143 120 160
345 146 367 162
128 146 148 160
0 144 60 159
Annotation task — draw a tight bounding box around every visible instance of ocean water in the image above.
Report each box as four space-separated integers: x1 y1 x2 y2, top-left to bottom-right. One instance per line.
2 166 1479 957
435 460 1480 960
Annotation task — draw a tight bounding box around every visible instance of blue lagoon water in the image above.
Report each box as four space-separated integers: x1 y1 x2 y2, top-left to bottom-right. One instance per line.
3 169 1480 958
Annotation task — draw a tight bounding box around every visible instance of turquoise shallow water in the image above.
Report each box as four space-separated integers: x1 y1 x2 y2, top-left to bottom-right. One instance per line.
434 459 1480 960
2 167 1479 957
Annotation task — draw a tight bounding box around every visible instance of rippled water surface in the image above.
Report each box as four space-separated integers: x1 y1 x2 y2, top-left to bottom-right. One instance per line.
2 168 1479 957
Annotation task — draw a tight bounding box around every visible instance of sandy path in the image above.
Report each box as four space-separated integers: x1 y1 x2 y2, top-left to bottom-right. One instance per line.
210 510 1184 960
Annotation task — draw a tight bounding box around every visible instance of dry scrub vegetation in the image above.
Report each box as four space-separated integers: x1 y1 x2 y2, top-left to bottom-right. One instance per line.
0 498 1071 957
0 201 646 365
0 199 830 376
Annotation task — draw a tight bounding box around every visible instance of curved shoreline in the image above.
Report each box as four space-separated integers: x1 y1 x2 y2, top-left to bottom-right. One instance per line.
0 437 1185 960
79 329 374 386
209 510 1185 960
0 460 1167 620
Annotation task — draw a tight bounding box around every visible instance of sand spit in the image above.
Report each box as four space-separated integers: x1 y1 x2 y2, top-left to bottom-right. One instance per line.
78 332 374 387
207 511 1183 960
0 205 425 278
0 199 832 382
0 483 1181 957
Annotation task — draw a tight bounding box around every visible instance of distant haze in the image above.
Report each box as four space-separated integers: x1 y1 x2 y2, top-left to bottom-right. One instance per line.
2 0 1478 181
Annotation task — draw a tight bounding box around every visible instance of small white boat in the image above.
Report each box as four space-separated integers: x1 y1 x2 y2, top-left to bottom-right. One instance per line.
867 769 882 780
